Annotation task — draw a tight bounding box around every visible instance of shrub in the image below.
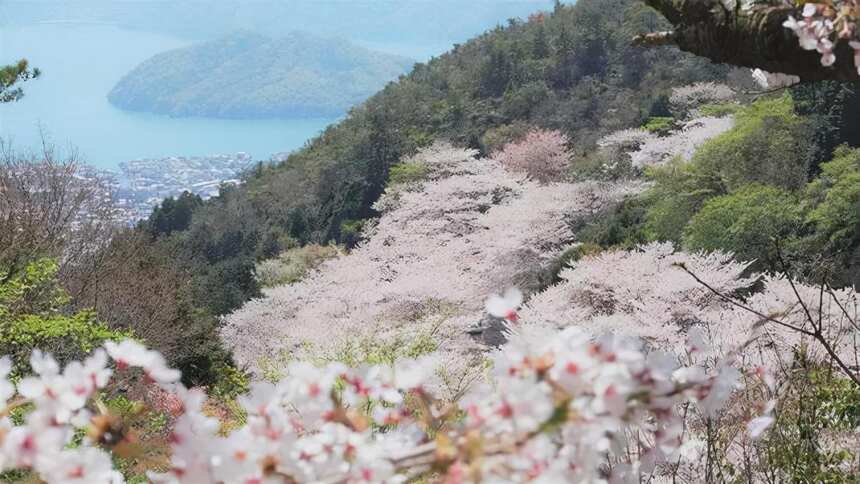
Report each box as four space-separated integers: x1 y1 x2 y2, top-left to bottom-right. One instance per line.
387 160 429 187
0 259 130 372
339 219 366 248
544 243 603 284
698 101 741 117
642 156 721 243
643 96 812 244
642 116 676 134
690 95 811 192
756 353 860 482
479 122 531 154
683 184 803 266
569 143 638 181
802 145 860 286
575 196 649 249
501 81 551 119
254 244 343 288
494 128 571 183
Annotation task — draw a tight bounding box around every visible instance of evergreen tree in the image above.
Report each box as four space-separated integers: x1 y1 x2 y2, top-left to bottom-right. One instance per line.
791 82 860 176
146 192 204 237
532 23 550 59
479 45 511 97
0 59 39 103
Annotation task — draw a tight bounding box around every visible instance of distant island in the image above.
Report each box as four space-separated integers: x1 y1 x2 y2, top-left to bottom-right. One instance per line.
107 31 414 119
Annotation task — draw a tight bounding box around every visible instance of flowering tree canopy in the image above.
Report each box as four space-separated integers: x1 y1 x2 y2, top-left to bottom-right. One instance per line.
638 0 860 82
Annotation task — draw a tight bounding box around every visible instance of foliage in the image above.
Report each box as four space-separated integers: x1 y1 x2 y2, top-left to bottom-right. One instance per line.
207 363 250 400
332 331 439 368
254 244 343 288
643 96 811 243
697 102 741 118
108 31 414 119
387 160 430 187
683 184 803 267
757 354 860 482
0 59 39 103
0 259 129 372
802 145 860 287
494 128 571 182
641 116 675 134
479 121 531 154
544 243 603 284
570 143 638 181
338 219 366 248
144 191 203 237
791 81 860 172
688 95 811 191
629 93 859 286
575 196 649 249
68 229 237 388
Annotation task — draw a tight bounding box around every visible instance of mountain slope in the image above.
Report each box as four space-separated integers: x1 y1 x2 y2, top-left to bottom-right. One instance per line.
108 31 415 118
221 106 737 374
222 143 643 376
103 0 741 381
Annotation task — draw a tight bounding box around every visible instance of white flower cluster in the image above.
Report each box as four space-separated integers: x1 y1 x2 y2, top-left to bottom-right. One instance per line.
783 2 860 73
0 317 774 483
668 82 736 117
0 341 180 483
750 69 801 89
597 117 734 169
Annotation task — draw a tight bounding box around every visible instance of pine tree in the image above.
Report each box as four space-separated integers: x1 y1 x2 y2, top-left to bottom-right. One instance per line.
791 82 860 175
532 23 550 59
0 59 40 103
479 45 511 97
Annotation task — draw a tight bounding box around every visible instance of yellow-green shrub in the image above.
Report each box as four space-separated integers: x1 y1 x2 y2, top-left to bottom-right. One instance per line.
0 259 130 372
255 244 344 288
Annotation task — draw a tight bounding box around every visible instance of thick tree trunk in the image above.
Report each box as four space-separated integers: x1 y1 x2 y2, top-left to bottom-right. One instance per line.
636 0 860 82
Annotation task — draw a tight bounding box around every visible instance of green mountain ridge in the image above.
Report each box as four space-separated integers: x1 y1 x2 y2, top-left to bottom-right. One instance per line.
107 31 415 118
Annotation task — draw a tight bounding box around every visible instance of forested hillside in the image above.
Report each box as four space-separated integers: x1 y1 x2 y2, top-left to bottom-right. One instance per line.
108 31 414 119
104 0 733 380
3 0 860 481
6 0 849 393
78 0 859 386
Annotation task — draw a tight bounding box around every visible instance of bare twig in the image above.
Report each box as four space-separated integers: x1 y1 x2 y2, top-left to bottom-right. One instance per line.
674 263 860 387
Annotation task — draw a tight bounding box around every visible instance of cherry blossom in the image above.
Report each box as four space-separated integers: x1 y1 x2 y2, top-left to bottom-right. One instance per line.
104 339 180 384
494 129 571 183
485 287 523 322
782 1 860 72
222 143 642 381
0 321 776 483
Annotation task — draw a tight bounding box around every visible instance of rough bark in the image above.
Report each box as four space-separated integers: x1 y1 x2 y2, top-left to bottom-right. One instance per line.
637 0 860 82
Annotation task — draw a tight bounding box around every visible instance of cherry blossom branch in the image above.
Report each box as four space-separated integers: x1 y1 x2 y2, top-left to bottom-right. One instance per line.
675 262 860 387
637 0 860 81
673 262 814 337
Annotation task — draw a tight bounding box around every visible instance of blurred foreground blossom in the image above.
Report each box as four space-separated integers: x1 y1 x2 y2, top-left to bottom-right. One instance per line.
0 318 775 483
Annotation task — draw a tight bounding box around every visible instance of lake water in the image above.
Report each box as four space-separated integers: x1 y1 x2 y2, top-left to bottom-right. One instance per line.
0 24 336 170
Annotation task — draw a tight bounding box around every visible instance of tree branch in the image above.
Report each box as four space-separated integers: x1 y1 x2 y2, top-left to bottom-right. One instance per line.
637 0 860 82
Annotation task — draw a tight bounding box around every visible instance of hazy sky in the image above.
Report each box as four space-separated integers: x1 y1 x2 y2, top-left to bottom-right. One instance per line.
3 0 557 59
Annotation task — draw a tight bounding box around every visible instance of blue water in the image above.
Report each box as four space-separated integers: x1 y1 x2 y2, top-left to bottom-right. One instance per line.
0 24 336 170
